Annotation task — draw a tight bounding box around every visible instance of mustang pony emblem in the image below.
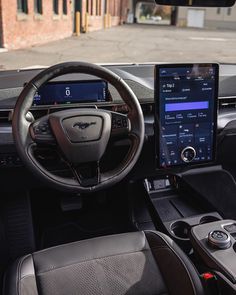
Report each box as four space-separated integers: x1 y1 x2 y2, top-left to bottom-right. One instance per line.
73 121 97 130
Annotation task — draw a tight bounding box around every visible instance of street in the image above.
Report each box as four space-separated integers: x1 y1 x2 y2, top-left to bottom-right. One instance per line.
0 24 236 70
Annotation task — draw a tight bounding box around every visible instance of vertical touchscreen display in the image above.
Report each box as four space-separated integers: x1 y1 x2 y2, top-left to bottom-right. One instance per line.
155 64 218 168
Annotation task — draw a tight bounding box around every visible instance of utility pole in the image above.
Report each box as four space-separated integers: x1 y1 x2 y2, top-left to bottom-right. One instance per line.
133 0 137 23
171 6 178 26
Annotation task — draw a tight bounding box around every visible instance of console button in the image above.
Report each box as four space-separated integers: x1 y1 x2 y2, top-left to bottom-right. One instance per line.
208 230 231 249
0 154 22 168
181 146 196 163
224 224 236 233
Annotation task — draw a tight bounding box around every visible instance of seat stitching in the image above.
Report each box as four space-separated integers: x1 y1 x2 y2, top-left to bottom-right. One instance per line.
34 232 147 255
17 255 30 295
20 274 35 280
36 249 150 275
94 259 107 295
17 257 25 295
16 259 20 295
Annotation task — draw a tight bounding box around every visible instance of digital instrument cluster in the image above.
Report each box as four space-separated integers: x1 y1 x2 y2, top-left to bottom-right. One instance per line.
33 80 109 106
155 63 218 169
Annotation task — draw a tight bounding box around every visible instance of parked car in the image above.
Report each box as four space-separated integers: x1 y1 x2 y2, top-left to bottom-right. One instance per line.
151 15 162 21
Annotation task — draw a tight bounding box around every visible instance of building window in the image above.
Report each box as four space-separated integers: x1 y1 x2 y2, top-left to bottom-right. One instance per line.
96 0 98 15
227 7 231 15
86 0 89 13
111 1 116 16
90 0 93 15
217 8 221 14
53 0 59 14
17 0 28 14
96 0 101 15
34 0 43 14
99 0 102 15
63 0 67 15
104 0 107 14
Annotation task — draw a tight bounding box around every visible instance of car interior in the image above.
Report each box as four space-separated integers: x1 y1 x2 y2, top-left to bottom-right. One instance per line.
2 0 236 294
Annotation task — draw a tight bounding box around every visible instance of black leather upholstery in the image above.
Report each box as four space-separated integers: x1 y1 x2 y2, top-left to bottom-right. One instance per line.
3 231 204 295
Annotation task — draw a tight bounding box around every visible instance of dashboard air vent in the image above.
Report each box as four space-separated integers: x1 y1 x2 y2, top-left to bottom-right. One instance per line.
0 109 13 122
219 97 236 110
141 103 154 115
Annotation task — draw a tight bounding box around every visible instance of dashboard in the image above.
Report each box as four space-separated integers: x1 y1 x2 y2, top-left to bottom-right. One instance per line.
0 63 235 183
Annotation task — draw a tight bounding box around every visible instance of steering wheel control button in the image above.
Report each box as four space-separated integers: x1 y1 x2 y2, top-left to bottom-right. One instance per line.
112 114 128 129
111 113 130 136
122 118 128 128
208 230 231 249
181 146 196 163
31 119 55 144
34 122 51 135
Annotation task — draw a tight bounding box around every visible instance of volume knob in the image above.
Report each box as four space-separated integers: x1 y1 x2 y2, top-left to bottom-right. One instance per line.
181 146 196 163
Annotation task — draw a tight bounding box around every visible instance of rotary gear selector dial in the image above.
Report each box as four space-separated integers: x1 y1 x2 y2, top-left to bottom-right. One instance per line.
208 230 231 249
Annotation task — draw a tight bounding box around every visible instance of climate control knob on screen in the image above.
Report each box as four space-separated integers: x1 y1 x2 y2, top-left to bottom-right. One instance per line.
181 147 196 163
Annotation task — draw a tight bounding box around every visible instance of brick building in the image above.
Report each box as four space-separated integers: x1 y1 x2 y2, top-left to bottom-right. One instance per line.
79 0 131 32
0 0 131 50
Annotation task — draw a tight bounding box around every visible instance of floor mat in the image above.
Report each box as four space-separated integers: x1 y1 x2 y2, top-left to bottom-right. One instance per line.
31 187 136 249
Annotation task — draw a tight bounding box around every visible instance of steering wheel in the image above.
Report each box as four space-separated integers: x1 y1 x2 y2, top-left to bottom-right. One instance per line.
12 62 145 193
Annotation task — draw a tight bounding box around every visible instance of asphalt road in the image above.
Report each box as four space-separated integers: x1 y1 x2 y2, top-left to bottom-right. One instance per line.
0 24 236 70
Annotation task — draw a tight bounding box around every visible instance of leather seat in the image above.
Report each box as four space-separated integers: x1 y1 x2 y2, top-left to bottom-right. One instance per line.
3 231 204 295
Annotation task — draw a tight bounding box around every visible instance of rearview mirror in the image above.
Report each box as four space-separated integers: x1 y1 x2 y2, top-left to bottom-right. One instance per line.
154 0 235 7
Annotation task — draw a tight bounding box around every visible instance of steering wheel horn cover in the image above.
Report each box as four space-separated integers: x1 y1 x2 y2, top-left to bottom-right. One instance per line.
12 62 145 193
49 109 111 164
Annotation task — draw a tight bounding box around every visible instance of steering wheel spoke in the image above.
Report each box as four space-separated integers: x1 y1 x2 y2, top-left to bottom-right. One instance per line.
71 162 101 187
110 112 131 138
30 116 56 145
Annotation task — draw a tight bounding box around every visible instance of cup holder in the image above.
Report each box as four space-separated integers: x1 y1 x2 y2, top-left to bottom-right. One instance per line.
199 215 220 225
170 221 191 240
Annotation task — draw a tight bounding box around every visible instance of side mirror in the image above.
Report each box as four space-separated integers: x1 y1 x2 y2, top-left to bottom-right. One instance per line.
154 0 235 7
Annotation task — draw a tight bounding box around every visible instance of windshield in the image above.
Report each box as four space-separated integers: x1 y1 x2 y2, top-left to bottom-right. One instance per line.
0 1 234 70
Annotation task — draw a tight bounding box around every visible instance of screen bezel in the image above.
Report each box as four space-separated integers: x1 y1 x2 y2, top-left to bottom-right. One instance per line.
32 79 110 106
154 63 219 170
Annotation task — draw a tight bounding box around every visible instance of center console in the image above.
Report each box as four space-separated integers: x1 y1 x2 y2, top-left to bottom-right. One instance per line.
144 175 236 294
144 176 222 246
141 63 236 294
191 220 236 288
